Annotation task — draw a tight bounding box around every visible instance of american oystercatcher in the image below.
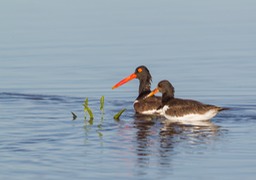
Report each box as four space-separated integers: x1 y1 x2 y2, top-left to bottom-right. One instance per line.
112 66 161 115
146 80 228 121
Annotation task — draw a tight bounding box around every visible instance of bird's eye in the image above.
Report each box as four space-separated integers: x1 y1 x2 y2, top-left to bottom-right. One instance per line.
138 68 143 73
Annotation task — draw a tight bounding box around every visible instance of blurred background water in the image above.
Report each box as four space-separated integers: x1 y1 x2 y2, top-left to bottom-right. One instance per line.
0 0 256 179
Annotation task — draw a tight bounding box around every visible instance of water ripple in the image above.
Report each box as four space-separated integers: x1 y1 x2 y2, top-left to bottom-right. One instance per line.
1 92 256 179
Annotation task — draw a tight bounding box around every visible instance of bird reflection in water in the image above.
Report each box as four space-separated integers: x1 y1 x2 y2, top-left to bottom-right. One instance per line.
133 114 157 162
133 114 174 174
133 115 221 176
160 120 220 146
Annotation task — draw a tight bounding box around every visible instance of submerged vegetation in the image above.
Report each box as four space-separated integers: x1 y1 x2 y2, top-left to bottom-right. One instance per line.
100 96 104 113
113 109 127 120
71 96 126 137
83 98 94 120
72 96 126 121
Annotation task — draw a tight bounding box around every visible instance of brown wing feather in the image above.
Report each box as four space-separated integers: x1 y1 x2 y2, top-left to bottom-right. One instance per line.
165 98 220 117
134 96 161 114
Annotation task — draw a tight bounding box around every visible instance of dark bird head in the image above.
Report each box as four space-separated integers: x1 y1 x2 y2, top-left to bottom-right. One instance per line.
112 65 153 94
145 80 175 99
157 80 175 97
134 66 152 83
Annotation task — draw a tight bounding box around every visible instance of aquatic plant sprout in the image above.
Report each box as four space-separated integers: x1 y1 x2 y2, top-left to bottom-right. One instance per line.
72 96 126 121
114 109 127 120
83 98 94 120
100 96 104 113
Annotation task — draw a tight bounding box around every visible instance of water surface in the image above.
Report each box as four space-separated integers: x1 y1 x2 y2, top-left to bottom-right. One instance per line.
1 0 256 179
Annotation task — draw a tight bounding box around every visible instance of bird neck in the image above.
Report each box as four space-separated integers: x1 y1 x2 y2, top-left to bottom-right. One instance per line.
138 79 151 95
162 92 174 105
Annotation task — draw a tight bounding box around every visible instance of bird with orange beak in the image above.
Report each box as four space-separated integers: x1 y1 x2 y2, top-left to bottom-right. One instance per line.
146 80 228 121
112 66 161 115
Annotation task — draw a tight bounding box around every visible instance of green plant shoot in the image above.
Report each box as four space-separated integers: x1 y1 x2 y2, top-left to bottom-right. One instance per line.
85 106 94 120
100 96 104 113
113 108 127 120
84 98 89 107
83 98 94 120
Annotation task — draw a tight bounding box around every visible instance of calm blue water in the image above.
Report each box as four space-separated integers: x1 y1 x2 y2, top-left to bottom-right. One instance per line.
1 1 256 179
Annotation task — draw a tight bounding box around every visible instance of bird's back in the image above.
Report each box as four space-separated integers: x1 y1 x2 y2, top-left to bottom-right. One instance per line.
164 98 222 117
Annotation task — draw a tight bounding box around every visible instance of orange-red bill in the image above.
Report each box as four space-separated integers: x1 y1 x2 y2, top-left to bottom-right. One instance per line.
145 88 159 99
112 73 137 89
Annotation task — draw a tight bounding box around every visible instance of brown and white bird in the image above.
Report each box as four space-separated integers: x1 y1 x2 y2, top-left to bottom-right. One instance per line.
146 80 228 121
112 66 161 115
